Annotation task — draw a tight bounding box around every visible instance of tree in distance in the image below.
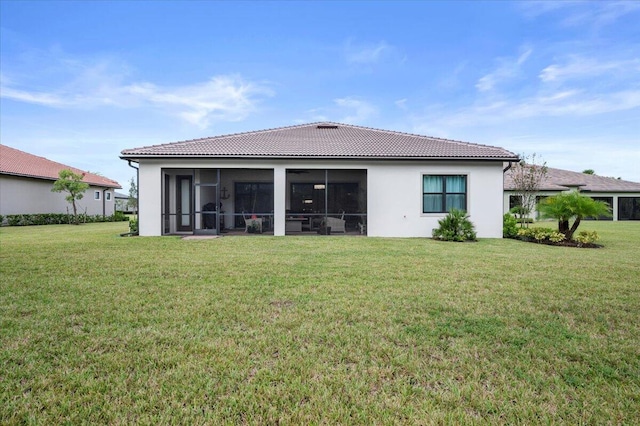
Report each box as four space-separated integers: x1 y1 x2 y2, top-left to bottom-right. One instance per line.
51 169 89 224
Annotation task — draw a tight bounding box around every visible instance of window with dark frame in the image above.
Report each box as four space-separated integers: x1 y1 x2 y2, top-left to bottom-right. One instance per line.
509 195 522 210
422 175 467 213
94 191 100 200
106 192 111 201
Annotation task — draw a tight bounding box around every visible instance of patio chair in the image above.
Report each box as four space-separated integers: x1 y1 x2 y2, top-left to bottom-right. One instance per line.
243 211 263 233
323 211 346 233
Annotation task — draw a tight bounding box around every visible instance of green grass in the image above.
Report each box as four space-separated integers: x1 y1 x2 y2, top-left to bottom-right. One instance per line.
1 221 639 424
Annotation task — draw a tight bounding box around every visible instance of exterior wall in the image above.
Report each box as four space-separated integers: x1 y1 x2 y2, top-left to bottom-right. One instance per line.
503 191 640 221
368 161 504 238
0 174 116 216
136 158 506 238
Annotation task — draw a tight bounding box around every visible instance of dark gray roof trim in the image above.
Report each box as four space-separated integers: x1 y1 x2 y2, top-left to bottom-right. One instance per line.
121 122 519 161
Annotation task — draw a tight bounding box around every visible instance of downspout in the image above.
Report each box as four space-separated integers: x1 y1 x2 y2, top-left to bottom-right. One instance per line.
503 162 514 218
127 160 139 233
102 188 108 218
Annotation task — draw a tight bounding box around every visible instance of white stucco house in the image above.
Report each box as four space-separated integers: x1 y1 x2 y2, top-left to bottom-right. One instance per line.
0 145 121 217
120 122 519 237
504 166 640 221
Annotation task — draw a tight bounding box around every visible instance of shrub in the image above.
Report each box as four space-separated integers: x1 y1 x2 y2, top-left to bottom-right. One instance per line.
111 211 128 222
432 209 477 242
503 214 519 238
548 231 566 243
575 231 599 246
3 213 128 227
517 227 562 243
129 218 139 234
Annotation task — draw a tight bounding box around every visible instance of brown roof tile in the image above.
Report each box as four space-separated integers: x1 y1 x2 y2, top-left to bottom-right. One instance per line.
505 165 640 193
0 145 121 188
121 122 519 160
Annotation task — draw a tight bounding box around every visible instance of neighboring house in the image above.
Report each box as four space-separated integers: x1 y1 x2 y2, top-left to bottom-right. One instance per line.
115 191 136 214
504 166 640 221
120 122 518 237
0 145 121 217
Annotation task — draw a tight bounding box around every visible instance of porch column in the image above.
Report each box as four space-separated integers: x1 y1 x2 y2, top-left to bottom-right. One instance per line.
273 166 286 236
138 162 162 236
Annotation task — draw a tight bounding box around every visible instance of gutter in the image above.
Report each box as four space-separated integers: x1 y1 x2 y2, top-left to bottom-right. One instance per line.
120 154 521 162
126 160 139 236
102 188 108 218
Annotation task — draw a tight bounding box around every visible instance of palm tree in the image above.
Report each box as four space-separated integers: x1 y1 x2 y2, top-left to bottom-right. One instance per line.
537 190 612 240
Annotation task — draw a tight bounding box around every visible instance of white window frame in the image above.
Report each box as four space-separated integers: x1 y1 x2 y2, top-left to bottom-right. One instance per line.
94 191 101 200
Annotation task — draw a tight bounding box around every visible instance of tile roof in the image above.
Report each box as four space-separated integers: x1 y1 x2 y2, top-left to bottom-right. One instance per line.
121 122 519 161
505 165 640 193
0 144 121 188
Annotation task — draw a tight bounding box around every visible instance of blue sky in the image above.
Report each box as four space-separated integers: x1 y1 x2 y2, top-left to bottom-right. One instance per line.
1 1 639 189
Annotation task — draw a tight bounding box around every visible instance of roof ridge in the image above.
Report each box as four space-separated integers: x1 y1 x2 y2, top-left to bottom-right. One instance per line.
121 122 519 160
121 121 515 155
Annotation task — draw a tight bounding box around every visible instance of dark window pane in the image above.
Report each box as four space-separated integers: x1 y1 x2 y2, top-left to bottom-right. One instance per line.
446 194 465 211
423 194 442 213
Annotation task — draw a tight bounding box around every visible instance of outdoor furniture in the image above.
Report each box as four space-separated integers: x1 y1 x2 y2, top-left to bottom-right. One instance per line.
358 222 366 235
323 212 346 233
243 211 262 233
285 217 307 232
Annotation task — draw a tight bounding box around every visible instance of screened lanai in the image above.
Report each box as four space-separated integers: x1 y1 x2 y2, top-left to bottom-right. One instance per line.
160 167 366 235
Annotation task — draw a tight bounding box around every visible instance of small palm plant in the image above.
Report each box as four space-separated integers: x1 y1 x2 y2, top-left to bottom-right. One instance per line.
537 191 611 240
432 209 477 242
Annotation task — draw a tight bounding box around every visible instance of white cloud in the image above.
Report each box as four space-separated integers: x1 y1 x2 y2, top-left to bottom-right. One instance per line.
476 47 533 92
0 54 273 128
559 1 640 28
540 56 640 83
432 88 640 128
334 97 377 123
124 76 273 128
518 1 640 28
395 98 408 110
344 40 393 65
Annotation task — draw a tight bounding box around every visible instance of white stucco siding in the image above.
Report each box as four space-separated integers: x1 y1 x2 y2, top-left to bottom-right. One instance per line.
367 161 505 238
0 175 116 216
135 158 505 237
138 161 163 236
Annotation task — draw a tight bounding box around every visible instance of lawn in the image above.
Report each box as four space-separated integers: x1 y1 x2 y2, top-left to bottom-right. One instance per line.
1 221 639 424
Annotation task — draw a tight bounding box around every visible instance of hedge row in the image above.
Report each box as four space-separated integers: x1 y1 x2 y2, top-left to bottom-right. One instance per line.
0 212 129 227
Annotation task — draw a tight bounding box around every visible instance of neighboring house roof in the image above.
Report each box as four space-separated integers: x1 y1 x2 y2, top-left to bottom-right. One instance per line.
121 122 519 161
0 144 121 188
114 191 129 199
505 166 640 193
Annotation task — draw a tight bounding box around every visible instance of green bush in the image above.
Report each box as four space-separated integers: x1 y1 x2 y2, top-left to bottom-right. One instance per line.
112 211 128 222
129 218 139 234
575 231 599 246
503 214 519 238
517 227 565 244
432 209 477 242
4 213 128 227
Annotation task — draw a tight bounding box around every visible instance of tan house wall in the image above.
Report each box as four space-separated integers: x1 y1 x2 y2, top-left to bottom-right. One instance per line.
0 174 116 216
